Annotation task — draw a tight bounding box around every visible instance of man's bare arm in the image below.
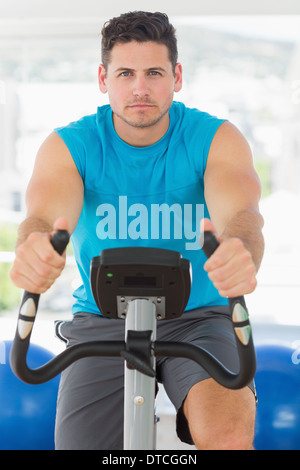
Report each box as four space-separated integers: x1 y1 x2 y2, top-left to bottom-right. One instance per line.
10 132 84 293
203 121 264 297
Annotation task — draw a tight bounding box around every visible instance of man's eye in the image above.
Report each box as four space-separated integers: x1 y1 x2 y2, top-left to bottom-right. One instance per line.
149 71 160 76
120 71 131 77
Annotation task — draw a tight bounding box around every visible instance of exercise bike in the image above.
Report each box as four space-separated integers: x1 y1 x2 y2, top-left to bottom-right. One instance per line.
10 230 256 450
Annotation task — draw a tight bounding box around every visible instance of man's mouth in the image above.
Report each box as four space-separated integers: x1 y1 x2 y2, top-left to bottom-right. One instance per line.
128 103 156 109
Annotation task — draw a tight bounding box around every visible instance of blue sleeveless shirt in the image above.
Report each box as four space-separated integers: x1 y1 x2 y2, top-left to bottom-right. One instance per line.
55 101 228 315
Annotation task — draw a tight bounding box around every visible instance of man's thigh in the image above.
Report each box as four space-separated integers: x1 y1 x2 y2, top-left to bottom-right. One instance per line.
55 313 126 450
55 356 124 450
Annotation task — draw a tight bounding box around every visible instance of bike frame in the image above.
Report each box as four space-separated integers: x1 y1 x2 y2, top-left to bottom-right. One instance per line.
124 299 157 450
10 230 257 450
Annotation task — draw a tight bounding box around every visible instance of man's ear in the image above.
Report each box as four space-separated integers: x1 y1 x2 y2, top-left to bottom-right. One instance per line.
174 63 183 93
98 64 107 93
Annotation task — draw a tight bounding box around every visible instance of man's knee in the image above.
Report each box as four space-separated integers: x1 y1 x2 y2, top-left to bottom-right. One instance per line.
183 379 256 450
190 421 255 450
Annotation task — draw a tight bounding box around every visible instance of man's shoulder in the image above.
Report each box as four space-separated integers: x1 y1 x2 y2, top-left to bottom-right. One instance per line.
172 101 222 124
171 102 226 141
56 105 111 133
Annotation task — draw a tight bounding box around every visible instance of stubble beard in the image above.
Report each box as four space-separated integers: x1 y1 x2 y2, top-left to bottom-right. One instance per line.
114 103 170 129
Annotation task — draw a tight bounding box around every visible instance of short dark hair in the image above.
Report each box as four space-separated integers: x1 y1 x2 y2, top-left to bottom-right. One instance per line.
101 11 178 72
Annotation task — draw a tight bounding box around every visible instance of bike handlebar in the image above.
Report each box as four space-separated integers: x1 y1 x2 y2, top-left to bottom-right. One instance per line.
10 230 256 389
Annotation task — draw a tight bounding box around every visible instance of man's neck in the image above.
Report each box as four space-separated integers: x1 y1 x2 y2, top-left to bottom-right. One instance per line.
112 113 170 147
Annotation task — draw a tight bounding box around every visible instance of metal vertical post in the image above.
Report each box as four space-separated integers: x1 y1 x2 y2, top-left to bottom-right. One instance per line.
123 299 157 450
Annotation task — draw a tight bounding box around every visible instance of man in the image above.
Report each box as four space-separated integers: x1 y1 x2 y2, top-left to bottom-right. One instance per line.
10 11 264 450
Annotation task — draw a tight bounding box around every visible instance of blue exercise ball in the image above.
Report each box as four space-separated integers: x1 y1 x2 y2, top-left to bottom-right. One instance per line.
0 340 60 450
254 343 300 450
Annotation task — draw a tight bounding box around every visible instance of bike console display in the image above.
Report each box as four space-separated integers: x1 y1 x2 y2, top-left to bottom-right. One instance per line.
90 247 191 320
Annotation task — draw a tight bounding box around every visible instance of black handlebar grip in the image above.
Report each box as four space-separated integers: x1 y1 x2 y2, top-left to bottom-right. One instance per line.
10 230 70 383
202 231 220 258
18 229 70 327
50 229 70 256
201 229 256 387
202 230 248 310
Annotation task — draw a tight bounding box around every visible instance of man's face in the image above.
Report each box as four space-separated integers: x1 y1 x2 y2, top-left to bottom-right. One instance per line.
98 41 182 145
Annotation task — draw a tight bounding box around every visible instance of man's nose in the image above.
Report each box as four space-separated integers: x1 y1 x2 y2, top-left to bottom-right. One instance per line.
132 75 150 97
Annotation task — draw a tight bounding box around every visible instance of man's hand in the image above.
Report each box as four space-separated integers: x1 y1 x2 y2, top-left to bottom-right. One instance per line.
201 218 257 298
10 217 69 294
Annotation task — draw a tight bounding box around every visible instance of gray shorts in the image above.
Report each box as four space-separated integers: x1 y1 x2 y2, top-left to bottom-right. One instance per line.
54 306 256 450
